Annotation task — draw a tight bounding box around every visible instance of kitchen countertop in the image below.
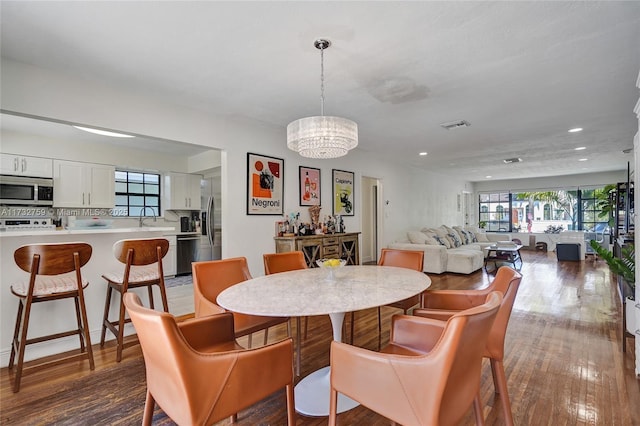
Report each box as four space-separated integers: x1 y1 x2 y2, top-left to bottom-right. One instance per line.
0 226 176 238
163 231 201 236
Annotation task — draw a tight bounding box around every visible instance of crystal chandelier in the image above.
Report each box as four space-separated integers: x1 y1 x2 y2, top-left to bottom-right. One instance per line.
287 39 358 159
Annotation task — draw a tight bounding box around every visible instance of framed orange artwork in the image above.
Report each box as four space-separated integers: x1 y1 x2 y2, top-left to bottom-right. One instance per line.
299 166 321 206
246 152 284 215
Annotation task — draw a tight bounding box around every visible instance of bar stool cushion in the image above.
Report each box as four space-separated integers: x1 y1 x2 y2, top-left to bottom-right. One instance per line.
102 265 159 284
11 272 89 297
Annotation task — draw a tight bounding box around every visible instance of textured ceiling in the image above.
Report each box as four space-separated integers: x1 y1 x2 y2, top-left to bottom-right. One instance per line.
1 1 639 182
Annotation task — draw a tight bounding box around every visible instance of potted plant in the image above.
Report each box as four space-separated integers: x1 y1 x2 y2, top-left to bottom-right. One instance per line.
595 184 616 228
478 221 487 230
590 240 635 333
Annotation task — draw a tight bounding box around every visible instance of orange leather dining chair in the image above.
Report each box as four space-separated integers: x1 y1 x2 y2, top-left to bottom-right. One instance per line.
192 257 290 347
9 242 95 392
123 292 296 426
414 266 523 426
349 248 424 344
100 238 169 362
263 251 308 376
329 291 503 426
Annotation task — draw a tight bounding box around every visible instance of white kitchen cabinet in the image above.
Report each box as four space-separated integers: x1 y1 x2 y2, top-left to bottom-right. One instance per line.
0 153 53 178
53 160 115 208
164 234 177 277
163 172 202 210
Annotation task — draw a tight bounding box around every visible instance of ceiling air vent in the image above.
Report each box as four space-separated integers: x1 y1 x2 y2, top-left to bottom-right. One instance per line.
503 158 522 164
440 120 470 130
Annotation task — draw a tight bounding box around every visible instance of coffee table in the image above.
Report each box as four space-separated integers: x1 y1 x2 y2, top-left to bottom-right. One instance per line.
217 265 431 417
484 244 523 271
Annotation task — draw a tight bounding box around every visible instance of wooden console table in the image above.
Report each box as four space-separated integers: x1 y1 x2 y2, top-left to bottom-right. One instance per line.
274 233 360 268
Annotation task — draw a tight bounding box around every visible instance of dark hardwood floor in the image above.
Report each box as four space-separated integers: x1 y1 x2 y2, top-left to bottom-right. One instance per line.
2 250 639 425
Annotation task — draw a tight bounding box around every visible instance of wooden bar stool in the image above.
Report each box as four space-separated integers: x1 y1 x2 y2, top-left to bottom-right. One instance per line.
100 238 169 362
9 242 95 393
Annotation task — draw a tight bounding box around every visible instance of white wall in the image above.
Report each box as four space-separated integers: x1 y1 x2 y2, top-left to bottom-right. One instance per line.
1 59 470 277
474 171 627 193
1 129 192 173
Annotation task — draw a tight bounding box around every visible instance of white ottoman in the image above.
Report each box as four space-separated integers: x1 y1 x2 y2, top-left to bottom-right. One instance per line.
446 249 485 274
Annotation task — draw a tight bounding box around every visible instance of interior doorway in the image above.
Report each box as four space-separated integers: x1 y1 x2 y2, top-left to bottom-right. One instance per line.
361 176 382 264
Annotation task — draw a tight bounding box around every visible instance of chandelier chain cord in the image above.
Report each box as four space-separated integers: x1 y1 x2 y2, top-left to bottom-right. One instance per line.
320 44 325 116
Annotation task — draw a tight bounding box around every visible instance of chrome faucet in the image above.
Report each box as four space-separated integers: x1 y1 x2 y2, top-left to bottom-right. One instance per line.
139 206 157 227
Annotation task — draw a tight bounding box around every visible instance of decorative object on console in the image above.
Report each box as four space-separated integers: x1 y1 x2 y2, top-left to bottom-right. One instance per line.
332 169 354 216
287 39 358 159
246 152 284 215
308 205 321 229
299 166 321 206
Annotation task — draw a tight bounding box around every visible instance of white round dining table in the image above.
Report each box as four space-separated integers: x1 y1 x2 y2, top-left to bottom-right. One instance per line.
217 264 431 417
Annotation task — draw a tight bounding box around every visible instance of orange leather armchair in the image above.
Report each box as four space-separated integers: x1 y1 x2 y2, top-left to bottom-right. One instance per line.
192 257 290 347
123 292 295 425
376 248 425 331
263 251 307 376
415 266 522 426
349 248 424 345
329 292 503 426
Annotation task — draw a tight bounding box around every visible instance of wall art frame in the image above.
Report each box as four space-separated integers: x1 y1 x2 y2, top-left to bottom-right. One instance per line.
246 152 284 215
299 166 321 206
332 169 355 216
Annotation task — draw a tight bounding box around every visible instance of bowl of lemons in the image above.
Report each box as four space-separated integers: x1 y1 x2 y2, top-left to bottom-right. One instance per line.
316 258 347 280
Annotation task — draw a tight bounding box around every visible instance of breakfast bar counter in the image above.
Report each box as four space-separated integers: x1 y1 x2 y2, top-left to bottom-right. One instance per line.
0 226 176 368
0 226 175 238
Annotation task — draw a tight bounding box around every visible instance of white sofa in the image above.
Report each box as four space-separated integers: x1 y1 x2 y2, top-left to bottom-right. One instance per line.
388 225 513 274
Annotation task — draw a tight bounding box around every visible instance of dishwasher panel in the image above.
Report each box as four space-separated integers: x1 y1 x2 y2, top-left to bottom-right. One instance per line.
176 235 199 275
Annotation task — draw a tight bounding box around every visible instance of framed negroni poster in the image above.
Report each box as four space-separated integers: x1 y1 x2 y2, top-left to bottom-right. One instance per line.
246 152 284 215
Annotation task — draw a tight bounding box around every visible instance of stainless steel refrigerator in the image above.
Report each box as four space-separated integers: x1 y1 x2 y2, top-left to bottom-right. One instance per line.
199 172 222 261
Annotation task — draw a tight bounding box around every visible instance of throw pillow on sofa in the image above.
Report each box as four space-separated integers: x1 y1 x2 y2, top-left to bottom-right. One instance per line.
442 225 461 247
475 232 490 242
407 230 428 244
447 231 463 247
432 235 448 247
423 227 452 248
407 230 439 245
453 226 472 244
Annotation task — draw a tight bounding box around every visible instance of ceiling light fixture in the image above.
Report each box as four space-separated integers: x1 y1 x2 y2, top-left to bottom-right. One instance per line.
578 158 588 162
287 39 358 159
574 146 586 151
485 175 492 179
440 120 470 130
568 127 583 133
419 152 428 156
73 125 135 138
503 157 522 164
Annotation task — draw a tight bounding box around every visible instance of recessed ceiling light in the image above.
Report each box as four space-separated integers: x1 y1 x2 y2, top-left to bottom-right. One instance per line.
503 158 522 164
440 120 470 130
568 127 583 133
485 175 492 179
578 158 588 162
574 146 586 151
419 152 428 156
73 125 135 138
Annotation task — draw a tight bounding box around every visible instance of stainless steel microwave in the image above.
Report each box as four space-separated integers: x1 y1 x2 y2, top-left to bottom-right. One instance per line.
0 175 54 206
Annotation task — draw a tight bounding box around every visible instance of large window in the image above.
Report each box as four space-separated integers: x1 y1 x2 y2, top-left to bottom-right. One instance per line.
114 171 161 217
581 187 610 232
478 192 510 231
480 186 609 233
